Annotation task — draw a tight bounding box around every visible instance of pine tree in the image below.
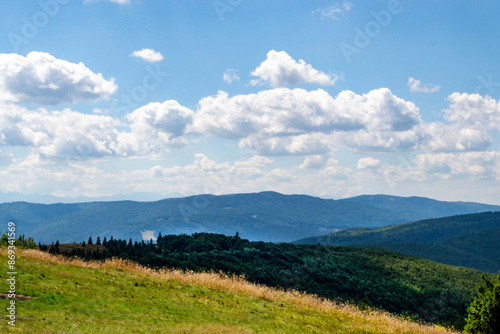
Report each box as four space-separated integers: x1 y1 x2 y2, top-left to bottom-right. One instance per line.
88 237 93 245
96 236 101 245
53 240 60 254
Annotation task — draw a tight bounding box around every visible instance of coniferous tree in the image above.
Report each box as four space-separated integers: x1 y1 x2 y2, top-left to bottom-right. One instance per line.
102 237 107 246
96 236 101 245
88 237 93 245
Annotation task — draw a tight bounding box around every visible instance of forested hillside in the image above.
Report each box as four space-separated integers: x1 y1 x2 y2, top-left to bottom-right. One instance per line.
47 233 485 329
295 211 500 273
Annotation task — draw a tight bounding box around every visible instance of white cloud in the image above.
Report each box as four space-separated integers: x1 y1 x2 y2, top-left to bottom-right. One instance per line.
313 2 353 20
190 86 498 156
0 101 198 162
357 157 380 169
234 155 273 168
239 133 332 156
2 83 492 168
0 52 117 105
376 151 500 189
318 158 352 180
443 93 500 130
125 100 194 152
269 168 295 181
407 77 440 93
420 123 491 152
223 69 240 84
414 151 499 178
0 104 123 160
251 50 338 87
192 87 424 155
343 2 353 11
299 155 328 169
130 49 164 63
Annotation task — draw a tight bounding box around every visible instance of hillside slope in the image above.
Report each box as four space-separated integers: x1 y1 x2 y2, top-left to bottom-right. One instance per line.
2 192 499 244
294 211 500 273
53 233 485 327
0 249 459 334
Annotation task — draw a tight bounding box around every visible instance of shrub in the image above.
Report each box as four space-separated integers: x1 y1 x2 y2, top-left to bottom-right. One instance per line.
465 273 500 333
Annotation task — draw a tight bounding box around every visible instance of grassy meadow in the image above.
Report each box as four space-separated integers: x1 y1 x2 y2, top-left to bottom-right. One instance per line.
0 247 462 333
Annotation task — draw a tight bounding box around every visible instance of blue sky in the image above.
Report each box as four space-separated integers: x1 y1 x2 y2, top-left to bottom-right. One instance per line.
1 0 500 204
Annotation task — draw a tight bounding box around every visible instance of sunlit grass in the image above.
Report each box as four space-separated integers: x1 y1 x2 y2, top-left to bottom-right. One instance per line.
0 248 460 333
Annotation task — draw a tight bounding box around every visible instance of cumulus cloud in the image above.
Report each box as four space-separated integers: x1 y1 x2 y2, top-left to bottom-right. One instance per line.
443 93 500 130
125 100 194 152
0 52 117 105
299 155 329 169
223 69 240 84
130 49 164 63
234 155 273 168
191 87 498 155
3 83 492 166
407 77 440 93
420 123 491 152
414 151 499 178
319 158 352 180
357 157 380 169
250 50 338 87
0 100 198 162
0 104 123 160
192 87 424 155
313 2 353 20
239 133 332 156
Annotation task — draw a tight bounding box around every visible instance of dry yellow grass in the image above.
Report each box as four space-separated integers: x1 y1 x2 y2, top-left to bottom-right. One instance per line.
16 248 460 334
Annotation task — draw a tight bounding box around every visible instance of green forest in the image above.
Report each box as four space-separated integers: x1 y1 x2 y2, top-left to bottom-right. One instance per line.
45 232 488 329
295 211 500 273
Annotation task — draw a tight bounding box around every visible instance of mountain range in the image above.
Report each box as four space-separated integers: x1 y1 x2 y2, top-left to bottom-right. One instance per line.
2 191 499 245
0 191 175 204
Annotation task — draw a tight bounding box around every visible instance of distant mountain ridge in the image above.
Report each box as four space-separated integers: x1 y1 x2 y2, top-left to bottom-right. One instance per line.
0 191 176 204
338 194 500 219
294 211 500 273
2 191 500 245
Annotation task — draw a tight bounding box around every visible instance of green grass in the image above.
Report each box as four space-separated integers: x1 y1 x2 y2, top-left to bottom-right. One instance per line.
0 249 458 333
